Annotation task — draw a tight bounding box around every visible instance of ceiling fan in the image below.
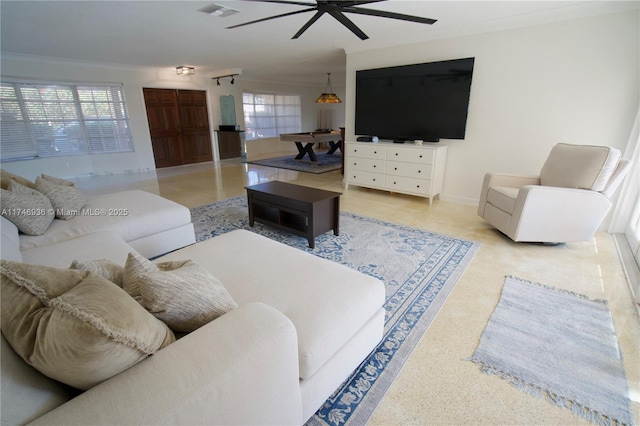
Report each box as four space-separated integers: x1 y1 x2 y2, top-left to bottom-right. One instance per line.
225 0 437 40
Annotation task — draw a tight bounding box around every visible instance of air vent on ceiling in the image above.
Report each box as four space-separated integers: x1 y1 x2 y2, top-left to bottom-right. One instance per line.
199 3 240 18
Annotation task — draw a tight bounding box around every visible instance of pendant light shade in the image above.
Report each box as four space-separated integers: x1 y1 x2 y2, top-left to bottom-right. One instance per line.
316 73 342 104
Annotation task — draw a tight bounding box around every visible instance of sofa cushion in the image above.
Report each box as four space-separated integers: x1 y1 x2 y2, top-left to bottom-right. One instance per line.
124 252 237 333
540 143 621 192
70 259 124 287
19 190 192 252
1 216 23 262
22 231 133 269
35 175 86 220
1 334 77 426
0 260 175 390
0 180 55 235
0 169 35 190
157 230 386 379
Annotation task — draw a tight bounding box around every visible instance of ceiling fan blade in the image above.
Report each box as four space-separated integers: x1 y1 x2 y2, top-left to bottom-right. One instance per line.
234 0 317 6
226 8 316 29
292 10 324 39
330 0 387 6
327 9 369 40
344 6 437 25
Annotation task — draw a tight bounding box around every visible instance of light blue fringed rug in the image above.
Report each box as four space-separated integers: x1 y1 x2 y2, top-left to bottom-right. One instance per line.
247 152 342 174
191 196 480 425
470 276 635 426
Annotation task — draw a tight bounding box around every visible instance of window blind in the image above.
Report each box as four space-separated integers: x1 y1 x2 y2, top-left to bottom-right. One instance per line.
0 81 133 161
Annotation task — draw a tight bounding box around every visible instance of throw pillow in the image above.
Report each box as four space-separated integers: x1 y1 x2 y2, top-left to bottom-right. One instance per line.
0 169 36 190
35 174 86 220
123 252 238 333
0 260 175 390
0 180 55 235
70 259 124 287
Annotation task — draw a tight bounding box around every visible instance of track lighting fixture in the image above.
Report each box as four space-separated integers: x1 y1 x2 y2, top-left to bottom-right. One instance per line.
211 73 239 86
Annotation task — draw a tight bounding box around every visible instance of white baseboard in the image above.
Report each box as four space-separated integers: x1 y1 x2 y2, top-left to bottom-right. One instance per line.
439 194 479 206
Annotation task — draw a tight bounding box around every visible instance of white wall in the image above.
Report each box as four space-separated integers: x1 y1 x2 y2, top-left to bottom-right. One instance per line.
346 10 639 204
0 56 346 180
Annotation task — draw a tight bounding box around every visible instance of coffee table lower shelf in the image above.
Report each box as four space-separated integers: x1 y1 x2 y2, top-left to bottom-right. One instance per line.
246 182 341 248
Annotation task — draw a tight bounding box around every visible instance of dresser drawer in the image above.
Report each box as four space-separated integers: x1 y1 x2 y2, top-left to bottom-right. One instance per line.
348 157 385 173
387 147 436 164
347 170 385 187
347 143 386 160
386 161 433 179
386 175 432 196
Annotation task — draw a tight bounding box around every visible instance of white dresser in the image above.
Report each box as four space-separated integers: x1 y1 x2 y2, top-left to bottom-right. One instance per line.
344 141 447 204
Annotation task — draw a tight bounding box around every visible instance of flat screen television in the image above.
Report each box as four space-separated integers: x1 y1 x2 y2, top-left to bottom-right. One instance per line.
355 57 475 142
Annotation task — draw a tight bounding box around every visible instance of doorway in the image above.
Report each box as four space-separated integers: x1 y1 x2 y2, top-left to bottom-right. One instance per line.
143 88 213 168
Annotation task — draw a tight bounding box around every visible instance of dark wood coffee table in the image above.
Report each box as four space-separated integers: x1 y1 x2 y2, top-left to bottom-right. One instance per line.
245 181 341 248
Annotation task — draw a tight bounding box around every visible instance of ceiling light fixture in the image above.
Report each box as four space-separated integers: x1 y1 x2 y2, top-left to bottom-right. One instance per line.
199 3 240 18
316 73 341 104
212 74 239 85
176 66 195 76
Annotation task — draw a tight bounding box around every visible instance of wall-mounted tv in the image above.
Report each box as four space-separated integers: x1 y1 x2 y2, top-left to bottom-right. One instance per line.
355 57 475 142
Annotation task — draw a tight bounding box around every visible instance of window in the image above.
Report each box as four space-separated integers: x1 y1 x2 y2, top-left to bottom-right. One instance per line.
242 92 301 140
0 81 133 161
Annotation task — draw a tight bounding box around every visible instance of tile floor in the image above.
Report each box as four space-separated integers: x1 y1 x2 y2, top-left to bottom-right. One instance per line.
77 159 639 425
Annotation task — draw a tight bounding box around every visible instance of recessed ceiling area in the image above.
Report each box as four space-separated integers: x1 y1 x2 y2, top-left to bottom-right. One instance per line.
1 1 638 85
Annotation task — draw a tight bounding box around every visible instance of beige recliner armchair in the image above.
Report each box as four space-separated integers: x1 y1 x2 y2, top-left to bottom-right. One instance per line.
478 143 630 243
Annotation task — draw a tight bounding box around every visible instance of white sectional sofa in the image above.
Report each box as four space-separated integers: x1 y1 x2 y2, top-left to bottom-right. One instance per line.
1 184 385 425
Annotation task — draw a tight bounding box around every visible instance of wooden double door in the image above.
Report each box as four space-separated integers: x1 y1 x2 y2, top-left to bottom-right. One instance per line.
143 88 213 168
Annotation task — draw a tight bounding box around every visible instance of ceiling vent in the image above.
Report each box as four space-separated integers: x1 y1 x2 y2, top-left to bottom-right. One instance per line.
199 3 240 18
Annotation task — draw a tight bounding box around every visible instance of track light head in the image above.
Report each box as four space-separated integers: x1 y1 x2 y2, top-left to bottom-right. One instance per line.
211 73 239 86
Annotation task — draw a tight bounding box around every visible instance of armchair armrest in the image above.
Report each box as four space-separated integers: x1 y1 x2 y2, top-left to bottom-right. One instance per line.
509 185 612 242
32 303 303 426
483 172 541 189
478 172 540 217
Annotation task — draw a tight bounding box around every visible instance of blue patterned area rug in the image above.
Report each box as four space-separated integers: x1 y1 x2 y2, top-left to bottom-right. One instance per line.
248 152 342 174
191 196 480 426
471 276 634 426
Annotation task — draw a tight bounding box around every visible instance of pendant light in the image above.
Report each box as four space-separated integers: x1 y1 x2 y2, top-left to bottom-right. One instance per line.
316 73 342 104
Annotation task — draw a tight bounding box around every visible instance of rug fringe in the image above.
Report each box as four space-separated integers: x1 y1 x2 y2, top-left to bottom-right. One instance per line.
505 275 608 305
469 358 633 426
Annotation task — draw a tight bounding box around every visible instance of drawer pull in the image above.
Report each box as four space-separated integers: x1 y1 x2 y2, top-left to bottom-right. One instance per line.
416 185 420 188
395 153 399 156
373 165 376 168
374 151 377 154
419 155 423 158
418 170 421 173
394 167 397 170
373 178 376 182
353 162 357 166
